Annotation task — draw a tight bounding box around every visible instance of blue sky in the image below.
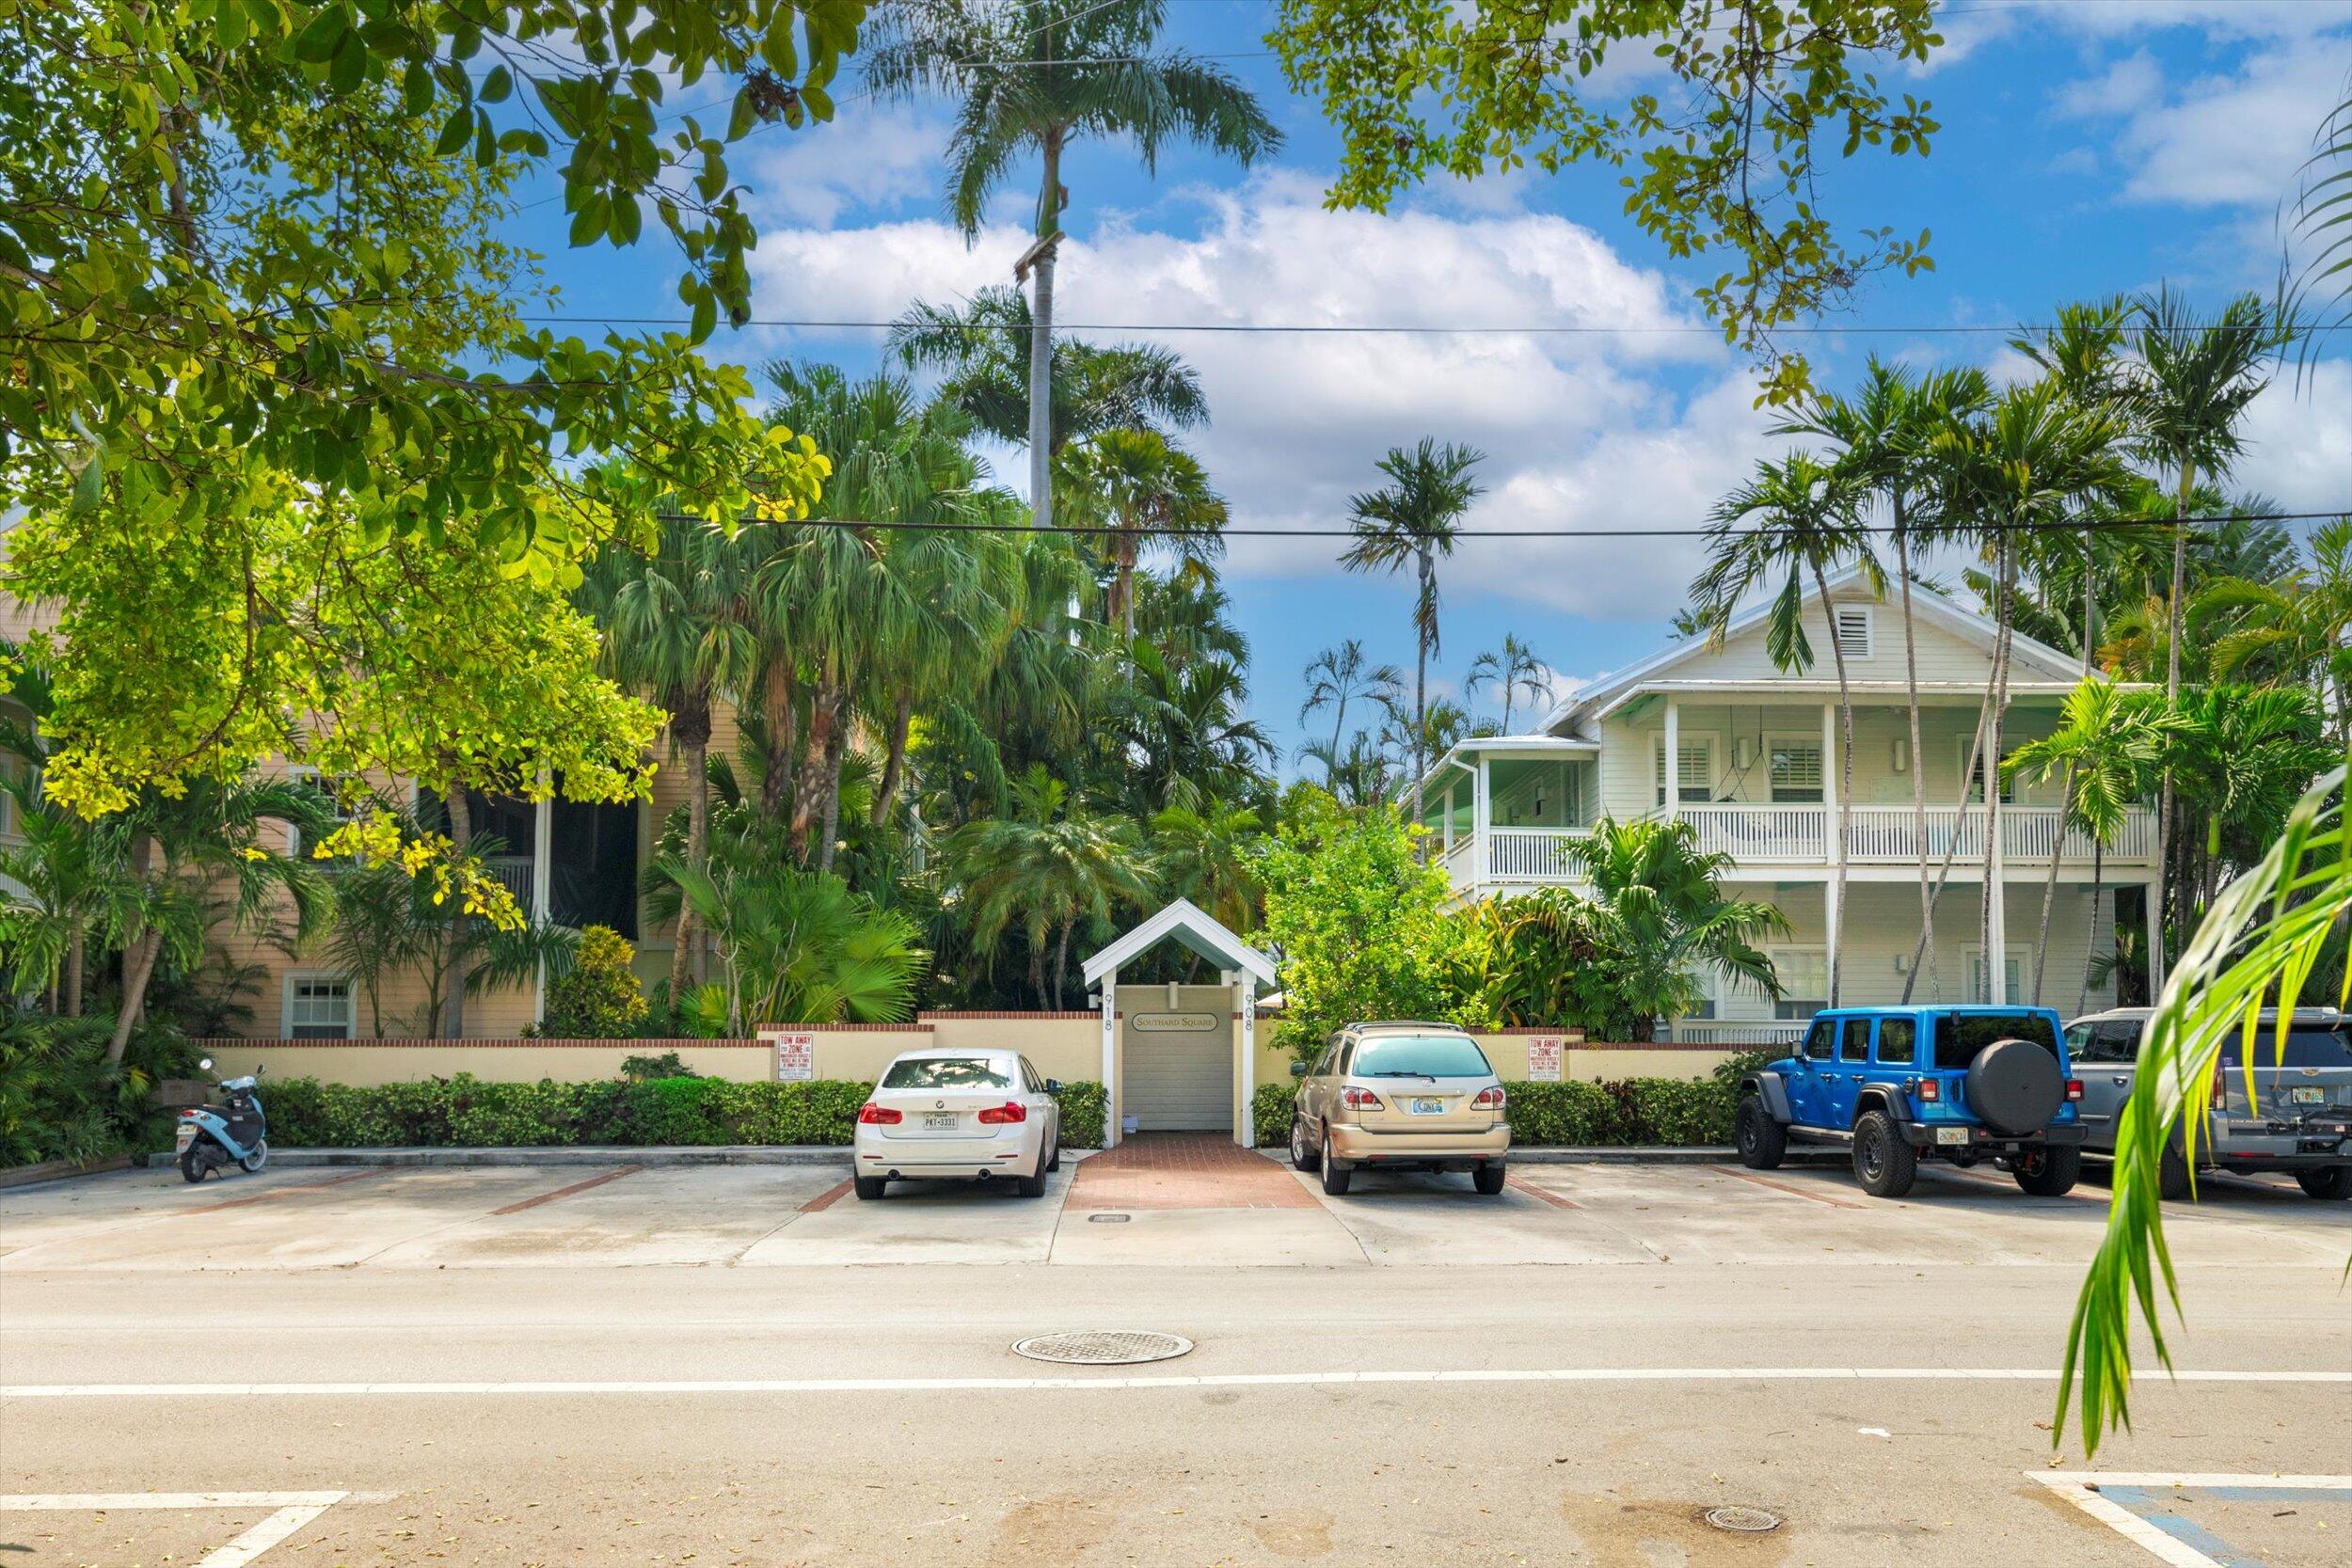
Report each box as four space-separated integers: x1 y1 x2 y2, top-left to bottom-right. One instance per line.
509 0 2352 769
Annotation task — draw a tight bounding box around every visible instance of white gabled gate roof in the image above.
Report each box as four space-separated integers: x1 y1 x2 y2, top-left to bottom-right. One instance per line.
1081 897 1278 991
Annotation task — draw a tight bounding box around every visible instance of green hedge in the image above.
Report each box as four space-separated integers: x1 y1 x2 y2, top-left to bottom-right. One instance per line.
264 1075 1109 1150
1249 1076 1736 1149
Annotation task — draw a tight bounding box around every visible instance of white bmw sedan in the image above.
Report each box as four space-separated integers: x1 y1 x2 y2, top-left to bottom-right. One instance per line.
853 1049 1063 1199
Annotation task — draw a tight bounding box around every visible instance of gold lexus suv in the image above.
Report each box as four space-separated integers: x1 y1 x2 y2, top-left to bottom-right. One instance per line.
1287 1022 1510 1196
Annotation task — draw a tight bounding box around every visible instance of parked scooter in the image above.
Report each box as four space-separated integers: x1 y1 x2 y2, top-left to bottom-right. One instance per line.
176 1058 268 1183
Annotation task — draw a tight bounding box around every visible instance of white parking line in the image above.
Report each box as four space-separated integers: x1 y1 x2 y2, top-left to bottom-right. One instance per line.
5 1368 2344 1399
0 1491 356 1566
2029 1473 2352 1568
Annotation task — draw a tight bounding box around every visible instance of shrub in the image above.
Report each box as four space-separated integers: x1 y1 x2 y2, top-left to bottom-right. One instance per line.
619 1051 695 1082
1248 1075 1735 1150
0 1010 195 1167
261 1075 1110 1149
539 926 650 1038
1251 1081 1296 1148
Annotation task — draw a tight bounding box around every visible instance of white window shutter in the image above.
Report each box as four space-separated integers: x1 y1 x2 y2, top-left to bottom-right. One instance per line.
1833 607 1872 660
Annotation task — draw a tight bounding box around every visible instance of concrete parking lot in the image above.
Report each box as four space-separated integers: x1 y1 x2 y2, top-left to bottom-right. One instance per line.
3 1140 2346 1564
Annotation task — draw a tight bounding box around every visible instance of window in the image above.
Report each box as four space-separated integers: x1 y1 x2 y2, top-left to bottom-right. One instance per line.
1833 606 1874 660
1654 736 1715 806
1838 1018 1871 1063
2217 1027 2352 1070
882 1056 1012 1090
283 975 353 1039
1771 947 1828 1021
285 767 360 856
1931 1010 2060 1069
1801 1018 1834 1060
1960 740 2015 805
2069 1019 2143 1065
1768 736 1823 804
1965 947 2026 1005
1351 1035 1496 1079
1877 1017 1917 1066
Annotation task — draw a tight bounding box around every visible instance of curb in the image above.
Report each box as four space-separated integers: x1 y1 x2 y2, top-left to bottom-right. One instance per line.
139 1146 857 1170
0 1153 138 1190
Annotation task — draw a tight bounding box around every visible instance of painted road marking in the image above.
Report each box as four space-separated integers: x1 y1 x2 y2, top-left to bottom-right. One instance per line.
1505 1176 1579 1209
7 1368 2345 1400
0 1491 362 1566
801 1179 854 1212
1709 1165 1867 1210
2031 1473 2351 1568
180 1168 392 1215
489 1164 644 1216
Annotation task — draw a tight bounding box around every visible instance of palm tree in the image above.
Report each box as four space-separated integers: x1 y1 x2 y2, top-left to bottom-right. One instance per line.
1114 641 1276 814
1341 438 1486 815
2002 682 2169 1014
868 0 1280 531
945 764 1153 1009
2125 288 2284 978
1298 731 1399 810
1149 785 1263 935
2198 517 2352 747
1059 428 1228 641
1297 640 1402 782
580 513 753 998
1691 451 1876 1007
1562 816 1790 1039
1464 633 1552 734
1774 359 1991 1004
660 858 928 1035
889 286 1210 457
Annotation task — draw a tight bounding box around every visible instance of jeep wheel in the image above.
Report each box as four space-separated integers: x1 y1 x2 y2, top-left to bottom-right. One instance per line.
1735 1095 1788 1171
2158 1144 2192 1201
1851 1110 1917 1198
2296 1166 2352 1201
2011 1145 2082 1197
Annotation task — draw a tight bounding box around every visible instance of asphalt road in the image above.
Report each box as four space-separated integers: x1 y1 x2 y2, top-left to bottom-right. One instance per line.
3 1152 2345 1566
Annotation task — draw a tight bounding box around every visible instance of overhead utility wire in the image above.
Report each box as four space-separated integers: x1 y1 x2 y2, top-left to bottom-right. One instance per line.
523 313 2319 337
649 509 2349 540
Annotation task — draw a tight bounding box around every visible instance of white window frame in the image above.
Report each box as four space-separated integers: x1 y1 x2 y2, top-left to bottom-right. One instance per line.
1958 737 2015 805
1765 732 1824 804
1963 945 2029 1006
285 766 361 856
1754 944 1828 1021
1653 733 1719 807
282 972 355 1039
1832 605 1875 661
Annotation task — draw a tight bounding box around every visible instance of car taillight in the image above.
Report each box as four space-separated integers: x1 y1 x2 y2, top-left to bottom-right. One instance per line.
2065 1079 2083 1102
977 1101 1027 1125
1339 1086 1384 1110
1917 1080 1940 1102
856 1103 901 1125
1471 1085 1505 1110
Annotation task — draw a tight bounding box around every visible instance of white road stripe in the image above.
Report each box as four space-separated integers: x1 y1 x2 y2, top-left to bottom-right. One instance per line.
0 1492 353 1568
2029 1473 2352 1568
4 1368 2345 1399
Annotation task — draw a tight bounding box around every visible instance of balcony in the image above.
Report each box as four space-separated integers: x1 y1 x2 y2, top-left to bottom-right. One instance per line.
1444 802 2155 891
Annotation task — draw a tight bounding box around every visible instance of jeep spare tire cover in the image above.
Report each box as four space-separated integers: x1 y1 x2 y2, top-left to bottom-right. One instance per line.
1966 1037 2063 1136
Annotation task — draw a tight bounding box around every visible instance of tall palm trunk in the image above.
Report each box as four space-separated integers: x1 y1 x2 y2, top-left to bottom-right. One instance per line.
438 784 472 1038
1896 519 1936 1004
759 650 798 827
1813 565 1855 1007
817 684 850 875
1979 540 2018 1000
1906 633 2008 994
669 691 714 999
105 834 159 1064
1113 530 1140 641
2029 554 2099 1004
791 674 843 863
2079 841 2104 1019
1411 546 1433 819
1053 920 1073 1009
2152 457 2194 985
63 926 84 1018
872 693 915 829
1026 133 1063 532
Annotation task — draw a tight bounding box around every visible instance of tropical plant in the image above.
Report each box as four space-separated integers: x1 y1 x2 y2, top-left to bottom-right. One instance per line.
1559 817 1789 1040
663 858 929 1036
1298 641 1404 783
944 765 1153 1010
1341 438 1487 814
1464 634 1552 735
1149 786 1265 936
2285 75 2352 364
1110 644 1277 816
1691 451 1876 1005
539 927 652 1039
1060 429 1229 641
2058 757 2350 1455
867 0 1279 530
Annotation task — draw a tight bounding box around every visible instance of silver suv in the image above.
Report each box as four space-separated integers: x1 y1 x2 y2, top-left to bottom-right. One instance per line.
2066 1007 2352 1200
1288 1022 1509 1196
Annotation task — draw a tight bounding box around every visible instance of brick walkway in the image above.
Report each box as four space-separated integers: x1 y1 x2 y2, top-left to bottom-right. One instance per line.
1065 1132 1316 1211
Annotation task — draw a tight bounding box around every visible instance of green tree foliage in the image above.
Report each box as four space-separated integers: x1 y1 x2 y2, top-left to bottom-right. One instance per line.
1269 0 1943 401
3 0 847 816
1254 788 1469 1056
539 926 651 1038
661 855 928 1034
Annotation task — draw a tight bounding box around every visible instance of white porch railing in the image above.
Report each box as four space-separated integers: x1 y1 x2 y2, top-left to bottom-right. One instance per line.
1843 804 2155 866
1676 802 1828 861
485 854 535 914
1670 1018 1806 1046
1483 826 1588 883
1440 835 1477 886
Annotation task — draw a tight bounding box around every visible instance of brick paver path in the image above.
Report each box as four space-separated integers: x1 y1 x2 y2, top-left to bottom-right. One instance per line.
1065 1132 1316 1211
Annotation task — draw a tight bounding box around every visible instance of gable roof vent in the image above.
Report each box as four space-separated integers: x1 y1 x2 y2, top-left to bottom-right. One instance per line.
1833 606 1873 661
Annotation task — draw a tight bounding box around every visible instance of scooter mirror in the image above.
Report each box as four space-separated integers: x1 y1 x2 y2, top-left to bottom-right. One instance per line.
199 1057 214 1071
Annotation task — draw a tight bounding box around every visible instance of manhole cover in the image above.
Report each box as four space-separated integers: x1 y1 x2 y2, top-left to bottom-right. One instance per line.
1704 1507 1782 1534
1087 1212 1131 1224
1012 1330 1193 1366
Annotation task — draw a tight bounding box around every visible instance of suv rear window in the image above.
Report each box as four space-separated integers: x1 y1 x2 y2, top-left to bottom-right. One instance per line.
2219 1027 2352 1070
1931 1012 2060 1069
1351 1036 1494 1078
882 1057 1012 1090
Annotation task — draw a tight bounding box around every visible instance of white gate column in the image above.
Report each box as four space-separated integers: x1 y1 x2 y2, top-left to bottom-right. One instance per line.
1100 972 1119 1148
1236 973 1257 1149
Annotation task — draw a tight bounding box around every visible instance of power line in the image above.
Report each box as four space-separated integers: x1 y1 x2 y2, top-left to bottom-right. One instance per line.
650 508 2347 540
523 312 2321 337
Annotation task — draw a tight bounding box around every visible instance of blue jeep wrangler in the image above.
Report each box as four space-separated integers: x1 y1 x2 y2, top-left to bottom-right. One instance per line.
1736 1006 2088 1198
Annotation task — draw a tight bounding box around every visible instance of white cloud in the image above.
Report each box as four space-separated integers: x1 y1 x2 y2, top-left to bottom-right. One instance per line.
2059 40 2349 209
2036 1 2352 41
746 172 1749 616
745 106 955 228
2236 360 2352 515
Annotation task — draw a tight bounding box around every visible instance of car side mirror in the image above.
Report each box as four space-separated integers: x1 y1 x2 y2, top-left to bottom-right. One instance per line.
1289 1061 1307 1079
1044 1079 1062 1095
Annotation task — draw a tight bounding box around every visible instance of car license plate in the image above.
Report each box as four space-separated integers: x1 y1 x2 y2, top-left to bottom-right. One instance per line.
2290 1087 2326 1105
1411 1098 1446 1115
1934 1127 1968 1146
924 1112 960 1131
